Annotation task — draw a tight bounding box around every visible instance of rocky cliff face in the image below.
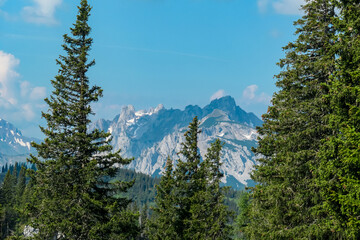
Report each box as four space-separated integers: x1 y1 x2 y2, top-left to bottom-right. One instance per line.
91 96 261 189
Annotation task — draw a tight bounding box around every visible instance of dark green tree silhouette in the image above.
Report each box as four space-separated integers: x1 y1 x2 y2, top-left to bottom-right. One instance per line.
318 0 360 238
15 167 26 206
245 0 338 239
234 191 250 240
199 139 232 239
26 1 137 239
148 157 179 240
150 117 232 240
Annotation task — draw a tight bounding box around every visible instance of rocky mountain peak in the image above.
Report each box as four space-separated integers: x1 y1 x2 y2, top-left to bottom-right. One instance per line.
0 119 22 137
119 105 136 121
154 104 164 112
203 96 262 127
0 118 39 158
206 96 237 112
89 96 261 189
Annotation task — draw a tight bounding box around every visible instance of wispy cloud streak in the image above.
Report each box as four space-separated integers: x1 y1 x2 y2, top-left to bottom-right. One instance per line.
257 0 304 15
22 0 62 25
101 44 228 62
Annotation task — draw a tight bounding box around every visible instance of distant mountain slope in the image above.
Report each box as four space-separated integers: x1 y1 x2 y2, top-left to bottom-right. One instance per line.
0 119 39 166
91 96 262 189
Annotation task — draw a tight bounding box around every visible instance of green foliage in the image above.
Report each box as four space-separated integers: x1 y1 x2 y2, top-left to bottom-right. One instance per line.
149 117 232 240
245 0 360 239
15 167 26 206
200 139 233 239
316 1 360 238
2 170 16 206
113 168 160 208
139 203 149 239
245 0 338 239
148 157 178 240
24 1 138 239
0 163 30 239
234 191 250 240
1 170 17 238
174 116 205 239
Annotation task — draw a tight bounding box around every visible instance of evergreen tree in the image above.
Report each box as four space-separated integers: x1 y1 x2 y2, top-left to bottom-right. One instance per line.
148 157 179 240
15 167 26 206
234 191 250 240
138 203 149 239
1 170 17 239
317 0 360 238
200 139 232 239
2 170 16 206
0 203 3 238
11 163 18 185
245 0 338 239
26 1 137 239
150 117 232 239
174 116 205 239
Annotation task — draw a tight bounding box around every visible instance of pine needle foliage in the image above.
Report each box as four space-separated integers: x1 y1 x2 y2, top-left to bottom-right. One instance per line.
245 0 339 239
148 157 179 240
26 1 136 239
149 117 232 240
317 1 360 238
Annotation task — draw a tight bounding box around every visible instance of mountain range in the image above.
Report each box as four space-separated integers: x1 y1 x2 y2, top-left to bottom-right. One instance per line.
0 119 39 167
90 96 261 189
0 96 262 189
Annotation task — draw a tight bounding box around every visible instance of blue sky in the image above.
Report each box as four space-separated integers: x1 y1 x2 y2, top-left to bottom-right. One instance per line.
0 0 304 137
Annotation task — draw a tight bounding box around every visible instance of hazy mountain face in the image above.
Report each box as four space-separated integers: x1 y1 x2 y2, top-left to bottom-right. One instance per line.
0 119 39 166
90 96 262 189
0 96 262 189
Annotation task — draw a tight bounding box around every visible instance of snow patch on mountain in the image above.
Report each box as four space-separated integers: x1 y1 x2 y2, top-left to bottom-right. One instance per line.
91 96 261 189
0 118 39 166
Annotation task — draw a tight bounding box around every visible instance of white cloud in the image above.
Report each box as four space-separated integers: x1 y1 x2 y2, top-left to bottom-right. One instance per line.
0 51 19 106
257 0 269 13
0 1 10 21
21 81 46 100
22 0 62 25
270 29 281 38
273 0 305 15
21 103 35 121
30 86 47 100
210 89 226 101
242 85 258 100
0 50 46 123
242 84 271 104
20 81 31 98
257 0 304 15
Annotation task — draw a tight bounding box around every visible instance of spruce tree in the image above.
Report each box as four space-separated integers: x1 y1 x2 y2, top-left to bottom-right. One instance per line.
138 203 149 239
234 191 250 240
173 116 205 239
0 203 3 238
317 1 360 238
200 139 232 239
245 0 338 239
2 170 16 206
1 169 17 239
148 157 179 240
150 117 232 239
15 167 26 206
26 0 136 239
